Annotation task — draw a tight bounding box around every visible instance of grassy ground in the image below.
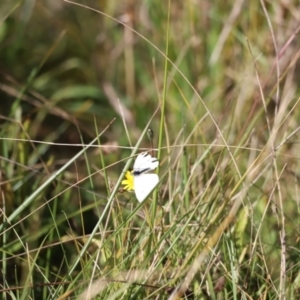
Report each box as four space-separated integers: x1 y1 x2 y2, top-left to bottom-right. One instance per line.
1 0 300 299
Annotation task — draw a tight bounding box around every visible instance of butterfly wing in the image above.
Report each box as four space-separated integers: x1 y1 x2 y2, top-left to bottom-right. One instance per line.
133 152 159 174
134 173 159 202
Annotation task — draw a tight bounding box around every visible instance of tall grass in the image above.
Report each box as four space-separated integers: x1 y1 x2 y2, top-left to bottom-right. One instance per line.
1 0 300 299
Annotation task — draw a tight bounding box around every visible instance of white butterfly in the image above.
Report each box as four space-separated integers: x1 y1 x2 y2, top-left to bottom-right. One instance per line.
132 152 159 202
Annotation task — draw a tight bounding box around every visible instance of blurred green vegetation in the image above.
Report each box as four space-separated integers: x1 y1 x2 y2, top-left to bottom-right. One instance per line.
1 0 300 299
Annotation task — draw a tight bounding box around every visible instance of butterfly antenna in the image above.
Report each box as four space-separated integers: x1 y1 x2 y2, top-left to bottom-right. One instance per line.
147 128 154 156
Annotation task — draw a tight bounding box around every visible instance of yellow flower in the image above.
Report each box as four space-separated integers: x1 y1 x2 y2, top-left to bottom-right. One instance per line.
121 171 134 191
